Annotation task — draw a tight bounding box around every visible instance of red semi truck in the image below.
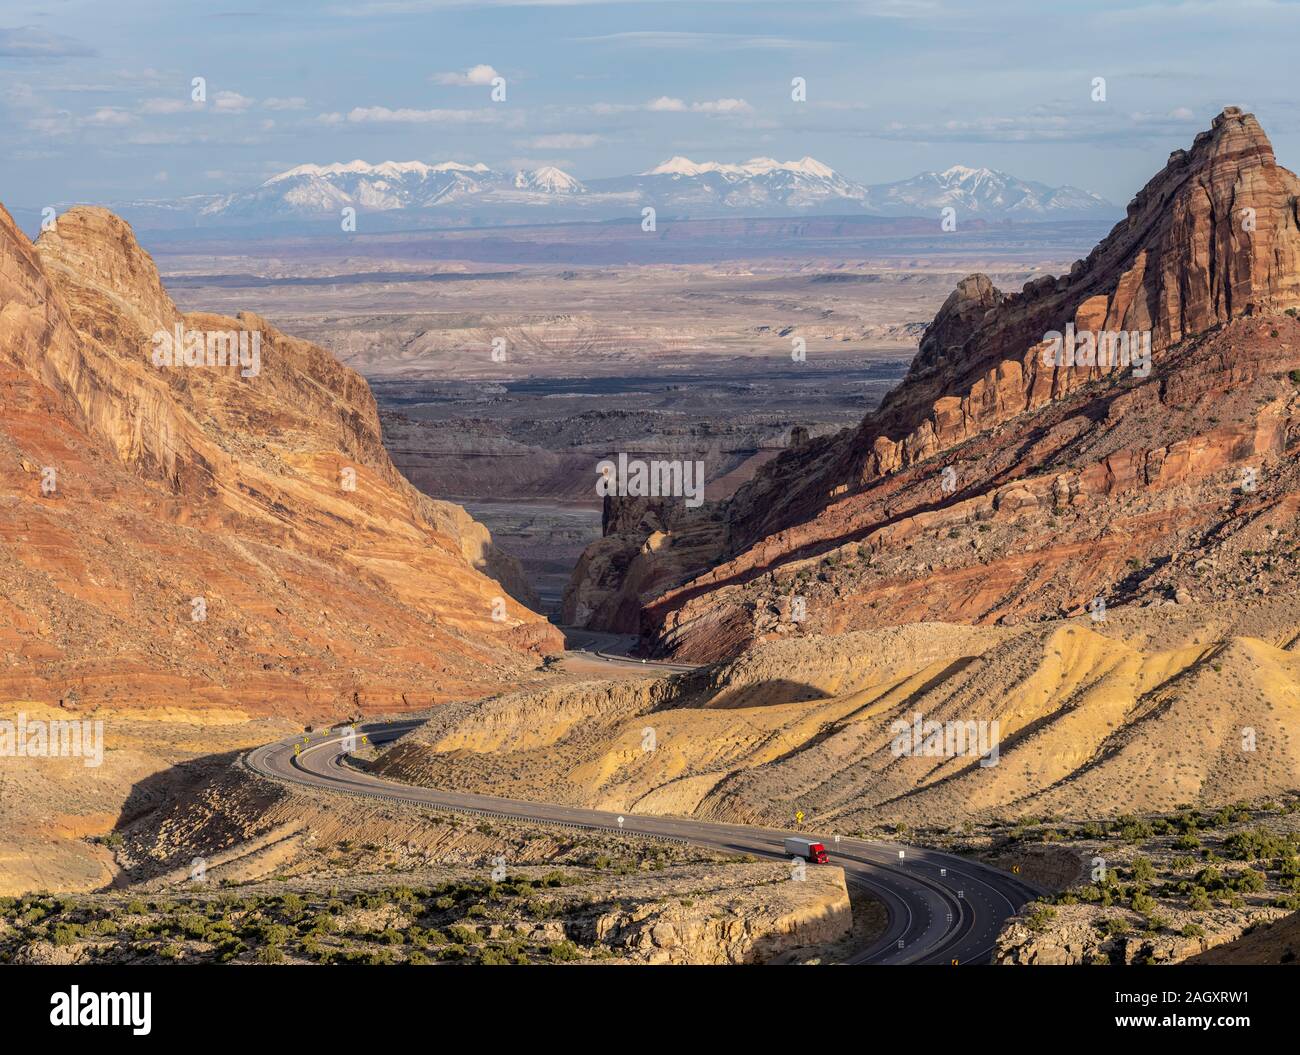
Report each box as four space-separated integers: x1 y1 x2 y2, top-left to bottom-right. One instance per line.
784 837 829 864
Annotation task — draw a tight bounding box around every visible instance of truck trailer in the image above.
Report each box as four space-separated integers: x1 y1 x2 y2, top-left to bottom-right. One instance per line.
783 837 829 864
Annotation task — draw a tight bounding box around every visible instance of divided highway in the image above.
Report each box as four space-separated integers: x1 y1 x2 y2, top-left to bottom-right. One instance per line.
247 720 1045 965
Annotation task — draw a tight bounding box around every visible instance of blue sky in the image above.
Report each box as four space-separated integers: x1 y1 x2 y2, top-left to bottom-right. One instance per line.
3 0 1299 208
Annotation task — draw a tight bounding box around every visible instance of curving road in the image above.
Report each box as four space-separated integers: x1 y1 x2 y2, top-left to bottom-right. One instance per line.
559 627 700 673
247 718 1045 965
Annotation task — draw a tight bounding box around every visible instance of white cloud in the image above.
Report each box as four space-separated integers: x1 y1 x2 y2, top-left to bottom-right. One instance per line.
871 109 1204 146
2 82 37 108
27 112 74 137
692 98 752 114
52 69 169 94
263 96 307 111
84 106 135 126
523 132 601 148
598 96 754 116
508 156 574 170
433 64 500 86
0 26 94 59
126 130 213 145
576 31 830 50
140 97 199 115
212 91 255 113
321 105 506 124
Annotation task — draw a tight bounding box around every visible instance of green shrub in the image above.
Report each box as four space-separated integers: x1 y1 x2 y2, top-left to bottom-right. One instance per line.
1025 903 1057 933
1131 857 1156 883
278 893 305 916
304 912 336 935
215 939 245 963
1114 815 1155 842
479 946 512 965
1224 827 1294 861
51 923 84 947
1097 917 1131 937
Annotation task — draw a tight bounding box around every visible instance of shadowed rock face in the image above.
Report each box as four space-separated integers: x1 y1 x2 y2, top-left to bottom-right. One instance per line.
903 273 1005 387
0 204 559 717
562 109 1300 663
561 494 723 631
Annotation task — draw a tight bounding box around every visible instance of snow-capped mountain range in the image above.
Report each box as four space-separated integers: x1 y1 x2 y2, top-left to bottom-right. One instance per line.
109 157 1115 229
867 165 1113 218
194 160 579 223
598 155 872 213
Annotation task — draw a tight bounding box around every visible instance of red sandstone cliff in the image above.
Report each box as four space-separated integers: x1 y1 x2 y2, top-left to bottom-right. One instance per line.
0 205 560 717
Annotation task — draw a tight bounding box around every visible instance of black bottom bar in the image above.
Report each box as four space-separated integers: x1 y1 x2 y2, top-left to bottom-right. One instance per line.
3 963 1287 1040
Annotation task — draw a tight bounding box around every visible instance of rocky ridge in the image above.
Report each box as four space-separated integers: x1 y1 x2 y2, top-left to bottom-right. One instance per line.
0 203 559 717
563 108 1300 663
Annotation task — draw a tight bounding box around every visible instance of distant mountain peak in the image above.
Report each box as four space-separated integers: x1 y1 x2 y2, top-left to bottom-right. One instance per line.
939 164 997 181
644 155 842 179
791 156 837 179
870 165 1112 217
512 165 586 194
428 161 492 172
265 159 489 185
645 155 707 176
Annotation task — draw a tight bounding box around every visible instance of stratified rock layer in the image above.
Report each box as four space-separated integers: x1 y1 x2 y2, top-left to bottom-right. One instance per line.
0 205 560 717
564 108 1300 663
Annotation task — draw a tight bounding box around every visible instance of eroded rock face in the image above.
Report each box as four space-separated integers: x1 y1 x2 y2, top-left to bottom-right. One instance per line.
560 494 722 631
581 865 852 964
563 109 1300 663
995 905 1287 966
904 272 1005 385
731 108 1300 544
0 204 559 717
